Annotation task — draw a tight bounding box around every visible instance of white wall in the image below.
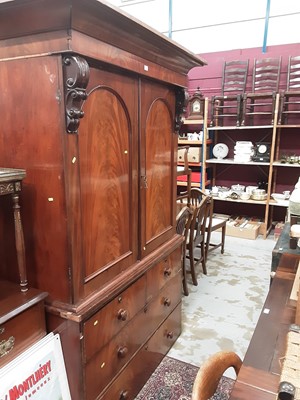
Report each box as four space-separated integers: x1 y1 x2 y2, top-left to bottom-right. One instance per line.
107 0 300 54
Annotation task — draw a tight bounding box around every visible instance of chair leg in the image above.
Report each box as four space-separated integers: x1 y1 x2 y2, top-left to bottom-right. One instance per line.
200 242 207 275
189 244 198 286
182 248 189 296
221 225 226 254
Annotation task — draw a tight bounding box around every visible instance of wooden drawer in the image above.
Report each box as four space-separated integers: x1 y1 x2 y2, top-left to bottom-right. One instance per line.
99 303 181 400
146 247 181 302
83 275 146 362
0 301 46 367
84 306 150 400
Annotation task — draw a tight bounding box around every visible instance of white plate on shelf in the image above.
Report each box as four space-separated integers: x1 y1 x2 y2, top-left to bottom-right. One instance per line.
271 193 286 201
212 143 229 159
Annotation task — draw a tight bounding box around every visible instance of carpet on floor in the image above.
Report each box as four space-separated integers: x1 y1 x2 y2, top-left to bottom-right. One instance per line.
135 356 235 400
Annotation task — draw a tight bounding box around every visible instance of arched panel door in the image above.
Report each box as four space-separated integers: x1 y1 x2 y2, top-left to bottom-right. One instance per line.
140 80 176 257
77 71 138 295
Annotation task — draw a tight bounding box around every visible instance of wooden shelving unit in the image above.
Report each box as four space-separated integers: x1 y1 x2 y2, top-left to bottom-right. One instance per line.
204 93 299 238
177 98 212 190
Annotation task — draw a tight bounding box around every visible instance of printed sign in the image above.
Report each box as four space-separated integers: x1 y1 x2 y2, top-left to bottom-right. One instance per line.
0 333 71 400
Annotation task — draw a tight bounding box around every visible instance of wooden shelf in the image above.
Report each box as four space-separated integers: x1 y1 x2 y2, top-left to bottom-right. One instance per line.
208 124 273 131
206 158 270 166
273 161 300 167
177 181 211 188
182 119 204 125
213 197 268 205
178 139 212 145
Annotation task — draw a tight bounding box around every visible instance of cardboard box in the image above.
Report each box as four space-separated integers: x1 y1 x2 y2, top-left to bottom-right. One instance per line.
226 219 260 240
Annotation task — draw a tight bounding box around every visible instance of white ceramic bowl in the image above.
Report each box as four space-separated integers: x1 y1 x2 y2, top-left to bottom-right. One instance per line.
231 184 245 192
240 192 250 200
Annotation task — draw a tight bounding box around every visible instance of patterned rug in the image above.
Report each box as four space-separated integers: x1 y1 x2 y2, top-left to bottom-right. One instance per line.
135 356 235 400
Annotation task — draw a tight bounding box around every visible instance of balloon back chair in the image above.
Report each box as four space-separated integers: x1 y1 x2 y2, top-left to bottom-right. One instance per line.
192 351 242 400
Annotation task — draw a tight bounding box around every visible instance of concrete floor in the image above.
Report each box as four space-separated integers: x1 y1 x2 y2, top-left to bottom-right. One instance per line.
167 231 275 378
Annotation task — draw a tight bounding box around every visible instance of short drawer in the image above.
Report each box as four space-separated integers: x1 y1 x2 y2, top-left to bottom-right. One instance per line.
84 307 149 400
146 247 181 301
99 303 182 400
145 274 181 332
0 302 46 367
83 275 146 362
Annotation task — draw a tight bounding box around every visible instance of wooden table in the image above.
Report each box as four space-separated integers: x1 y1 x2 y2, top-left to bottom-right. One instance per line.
229 254 300 399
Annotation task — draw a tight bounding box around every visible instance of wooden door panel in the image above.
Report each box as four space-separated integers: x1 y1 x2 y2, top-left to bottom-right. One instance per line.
140 80 176 257
146 100 172 241
76 68 138 295
80 89 130 276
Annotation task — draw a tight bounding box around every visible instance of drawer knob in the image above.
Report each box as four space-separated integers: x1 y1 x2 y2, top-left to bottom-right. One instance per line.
117 309 128 321
166 331 174 340
119 390 129 399
117 346 128 358
164 267 172 277
163 298 171 307
0 336 15 358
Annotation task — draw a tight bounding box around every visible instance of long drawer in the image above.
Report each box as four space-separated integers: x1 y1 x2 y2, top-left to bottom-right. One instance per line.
99 303 182 400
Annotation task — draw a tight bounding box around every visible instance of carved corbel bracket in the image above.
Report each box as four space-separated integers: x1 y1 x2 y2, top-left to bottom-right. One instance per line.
175 88 189 134
63 55 90 133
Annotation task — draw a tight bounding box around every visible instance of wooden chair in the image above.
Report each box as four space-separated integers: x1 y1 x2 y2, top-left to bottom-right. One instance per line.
242 57 281 126
186 195 211 283
279 55 300 124
176 205 193 296
187 188 227 262
210 60 249 127
177 145 192 205
192 351 242 400
205 197 228 259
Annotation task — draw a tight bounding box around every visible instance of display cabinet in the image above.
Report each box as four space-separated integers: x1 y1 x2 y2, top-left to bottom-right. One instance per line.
0 1 205 398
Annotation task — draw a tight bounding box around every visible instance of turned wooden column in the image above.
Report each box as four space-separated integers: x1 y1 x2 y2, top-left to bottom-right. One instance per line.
0 168 27 292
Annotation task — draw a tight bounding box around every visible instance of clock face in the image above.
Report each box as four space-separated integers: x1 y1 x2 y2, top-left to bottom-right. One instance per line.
192 100 201 113
213 143 229 159
258 144 267 154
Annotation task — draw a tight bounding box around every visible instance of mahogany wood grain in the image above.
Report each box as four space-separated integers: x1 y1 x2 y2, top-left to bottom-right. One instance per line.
140 80 176 258
146 247 182 302
84 307 154 399
83 275 146 362
0 56 70 302
77 67 139 297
